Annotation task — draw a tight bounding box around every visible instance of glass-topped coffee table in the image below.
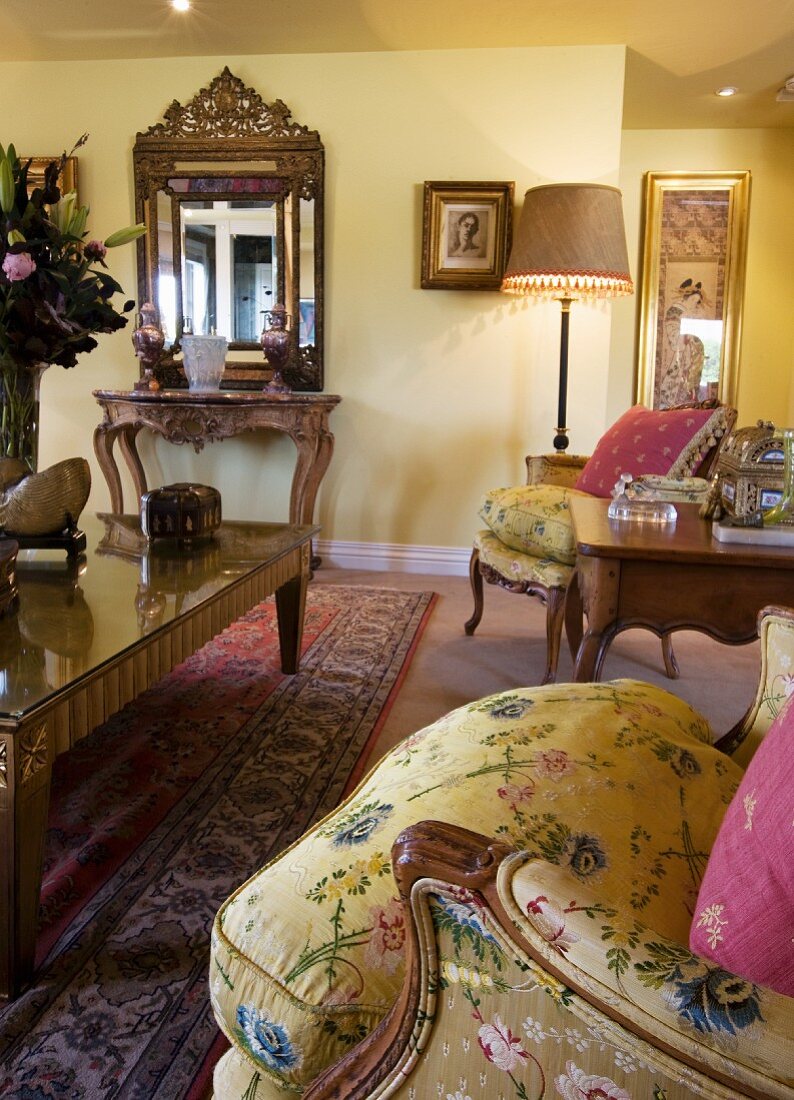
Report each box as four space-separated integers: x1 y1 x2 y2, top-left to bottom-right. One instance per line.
0 513 317 999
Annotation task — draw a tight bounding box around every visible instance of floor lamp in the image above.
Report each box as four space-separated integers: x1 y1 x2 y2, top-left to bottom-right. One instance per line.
501 183 634 452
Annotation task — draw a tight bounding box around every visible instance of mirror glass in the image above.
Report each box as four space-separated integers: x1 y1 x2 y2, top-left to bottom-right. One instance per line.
134 68 324 390
156 180 284 347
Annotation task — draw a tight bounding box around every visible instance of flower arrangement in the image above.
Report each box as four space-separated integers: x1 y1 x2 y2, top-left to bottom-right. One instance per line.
0 134 144 468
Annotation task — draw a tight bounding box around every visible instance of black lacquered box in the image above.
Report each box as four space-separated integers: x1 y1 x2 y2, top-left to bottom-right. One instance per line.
141 483 222 542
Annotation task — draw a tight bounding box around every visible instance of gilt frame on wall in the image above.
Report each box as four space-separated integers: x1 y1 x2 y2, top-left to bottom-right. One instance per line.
421 181 513 290
635 170 751 410
24 156 79 200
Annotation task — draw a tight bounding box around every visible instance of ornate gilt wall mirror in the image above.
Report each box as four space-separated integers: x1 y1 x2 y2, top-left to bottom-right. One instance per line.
133 67 324 390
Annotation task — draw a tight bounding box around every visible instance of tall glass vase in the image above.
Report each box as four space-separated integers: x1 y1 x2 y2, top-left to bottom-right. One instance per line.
0 362 48 472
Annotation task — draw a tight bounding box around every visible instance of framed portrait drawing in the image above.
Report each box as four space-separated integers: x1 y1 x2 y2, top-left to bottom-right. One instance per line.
421 181 513 290
635 170 751 410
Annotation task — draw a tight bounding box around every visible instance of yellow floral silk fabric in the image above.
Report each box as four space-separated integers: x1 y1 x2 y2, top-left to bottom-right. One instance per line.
727 609 794 766
478 483 589 565
210 681 741 1098
362 862 793 1100
474 529 574 588
628 474 711 503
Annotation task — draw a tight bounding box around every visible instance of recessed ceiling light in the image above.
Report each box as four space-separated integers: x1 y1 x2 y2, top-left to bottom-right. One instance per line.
172 0 190 11
716 86 738 97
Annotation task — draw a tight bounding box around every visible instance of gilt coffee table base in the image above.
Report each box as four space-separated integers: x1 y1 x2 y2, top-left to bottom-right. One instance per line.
0 521 314 1000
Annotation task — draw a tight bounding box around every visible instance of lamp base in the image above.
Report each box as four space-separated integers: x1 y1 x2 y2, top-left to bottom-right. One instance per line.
552 427 569 452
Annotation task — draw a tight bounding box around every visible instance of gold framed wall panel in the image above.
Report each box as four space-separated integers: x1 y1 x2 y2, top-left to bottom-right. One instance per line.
635 170 751 410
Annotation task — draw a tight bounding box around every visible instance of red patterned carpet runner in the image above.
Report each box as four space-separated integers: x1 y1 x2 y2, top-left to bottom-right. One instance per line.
0 584 435 1098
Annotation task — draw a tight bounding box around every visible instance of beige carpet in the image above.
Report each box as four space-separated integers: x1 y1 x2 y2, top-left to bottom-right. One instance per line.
318 567 761 763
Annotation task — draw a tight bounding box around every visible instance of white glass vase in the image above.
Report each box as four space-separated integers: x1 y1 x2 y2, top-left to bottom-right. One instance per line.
181 334 227 392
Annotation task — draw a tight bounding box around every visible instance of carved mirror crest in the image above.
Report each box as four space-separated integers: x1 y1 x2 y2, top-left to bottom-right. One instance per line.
133 67 324 390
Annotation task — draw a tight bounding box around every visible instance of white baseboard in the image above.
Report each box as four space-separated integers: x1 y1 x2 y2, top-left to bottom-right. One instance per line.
315 539 471 576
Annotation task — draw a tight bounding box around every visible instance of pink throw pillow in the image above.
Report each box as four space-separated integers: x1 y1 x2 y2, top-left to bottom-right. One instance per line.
689 699 794 996
574 405 722 498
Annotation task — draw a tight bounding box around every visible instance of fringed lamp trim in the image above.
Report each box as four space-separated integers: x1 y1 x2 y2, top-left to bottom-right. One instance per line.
501 270 634 298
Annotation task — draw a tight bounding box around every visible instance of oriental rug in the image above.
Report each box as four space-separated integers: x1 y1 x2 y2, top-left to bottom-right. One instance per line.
0 584 436 1099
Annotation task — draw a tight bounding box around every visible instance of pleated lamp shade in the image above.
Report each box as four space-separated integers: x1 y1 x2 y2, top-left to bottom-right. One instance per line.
502 183 633 298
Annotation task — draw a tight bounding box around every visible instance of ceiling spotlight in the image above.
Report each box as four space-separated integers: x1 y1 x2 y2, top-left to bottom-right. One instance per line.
172 0 190 10
716 86 738 97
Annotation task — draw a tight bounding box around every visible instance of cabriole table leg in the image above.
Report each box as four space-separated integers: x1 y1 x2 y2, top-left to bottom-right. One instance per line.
93 424 125 514
572 557 621 682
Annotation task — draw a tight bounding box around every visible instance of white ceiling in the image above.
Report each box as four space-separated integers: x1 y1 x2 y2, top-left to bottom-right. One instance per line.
2 0 794 129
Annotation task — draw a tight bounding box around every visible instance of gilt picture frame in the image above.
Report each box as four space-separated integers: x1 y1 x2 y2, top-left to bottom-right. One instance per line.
23 155 78 200
421 181 513 290
635 170 751 410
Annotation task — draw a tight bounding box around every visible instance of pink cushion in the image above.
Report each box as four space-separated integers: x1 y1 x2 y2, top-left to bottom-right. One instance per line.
574 405 724 498
689 699 794 996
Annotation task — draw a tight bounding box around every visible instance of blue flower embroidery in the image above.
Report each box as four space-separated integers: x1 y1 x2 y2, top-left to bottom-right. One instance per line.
670 748 702 778
487 699 533 720
236 1004 300 1071
670 967 764 1035
435 896 496 943
332 802 394 847
567 833 607 878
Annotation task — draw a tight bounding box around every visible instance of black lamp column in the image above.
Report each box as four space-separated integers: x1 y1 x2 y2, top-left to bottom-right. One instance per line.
553 296 573 452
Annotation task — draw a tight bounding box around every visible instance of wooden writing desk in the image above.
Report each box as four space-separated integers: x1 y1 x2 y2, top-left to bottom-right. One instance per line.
568 497 794 682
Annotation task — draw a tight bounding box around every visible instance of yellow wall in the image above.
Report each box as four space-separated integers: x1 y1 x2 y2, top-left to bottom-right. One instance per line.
0 46 626 550
4 51 791 554
613 128 794 428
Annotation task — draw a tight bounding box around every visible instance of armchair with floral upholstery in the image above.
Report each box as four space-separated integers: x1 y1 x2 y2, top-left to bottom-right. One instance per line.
466 402 737 684
209 605 794 1100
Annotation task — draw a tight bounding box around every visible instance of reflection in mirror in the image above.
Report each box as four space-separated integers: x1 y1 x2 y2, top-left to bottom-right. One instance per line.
134 67 324 390
299 198 315 347
156 180 283 348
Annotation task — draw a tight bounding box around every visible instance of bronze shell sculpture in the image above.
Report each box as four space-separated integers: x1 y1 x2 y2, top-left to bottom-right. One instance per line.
0 457 91 537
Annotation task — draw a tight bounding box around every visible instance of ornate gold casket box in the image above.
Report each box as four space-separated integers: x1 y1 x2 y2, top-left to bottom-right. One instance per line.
717 421 791 523
141 483 222 542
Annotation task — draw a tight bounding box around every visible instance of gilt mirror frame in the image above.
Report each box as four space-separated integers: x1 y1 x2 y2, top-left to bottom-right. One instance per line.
635 170 750 410
133 67 324 391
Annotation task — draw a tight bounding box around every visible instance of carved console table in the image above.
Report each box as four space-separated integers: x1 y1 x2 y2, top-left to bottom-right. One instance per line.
92 390 341 532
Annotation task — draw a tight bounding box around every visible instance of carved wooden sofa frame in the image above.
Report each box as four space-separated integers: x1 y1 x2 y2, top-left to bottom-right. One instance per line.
303 608 794 1100
209 603 794 1099
307 814 793 1100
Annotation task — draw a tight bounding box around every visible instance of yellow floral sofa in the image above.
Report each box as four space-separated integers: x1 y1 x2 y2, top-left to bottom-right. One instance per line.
209 607 794 1100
